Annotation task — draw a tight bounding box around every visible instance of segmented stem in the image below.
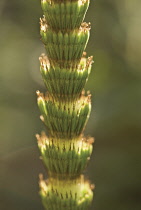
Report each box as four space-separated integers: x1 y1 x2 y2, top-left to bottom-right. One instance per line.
36 0 94 209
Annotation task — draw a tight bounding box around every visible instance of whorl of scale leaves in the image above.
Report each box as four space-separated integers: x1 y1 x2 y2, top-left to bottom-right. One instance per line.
36 0 94 209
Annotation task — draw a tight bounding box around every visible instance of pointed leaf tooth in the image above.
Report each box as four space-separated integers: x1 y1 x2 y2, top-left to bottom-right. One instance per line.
37 91 47 116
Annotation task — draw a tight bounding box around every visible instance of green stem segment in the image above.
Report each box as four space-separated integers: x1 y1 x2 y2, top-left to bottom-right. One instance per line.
37 0 94 209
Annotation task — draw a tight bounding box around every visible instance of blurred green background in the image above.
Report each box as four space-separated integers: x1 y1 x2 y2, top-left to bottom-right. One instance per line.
0 0 141 209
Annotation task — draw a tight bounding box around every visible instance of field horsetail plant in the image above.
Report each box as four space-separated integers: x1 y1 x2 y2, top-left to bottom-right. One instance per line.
36 0 94 209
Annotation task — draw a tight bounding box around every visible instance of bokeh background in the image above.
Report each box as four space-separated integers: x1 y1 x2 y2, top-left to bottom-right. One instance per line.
1 0 141 209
